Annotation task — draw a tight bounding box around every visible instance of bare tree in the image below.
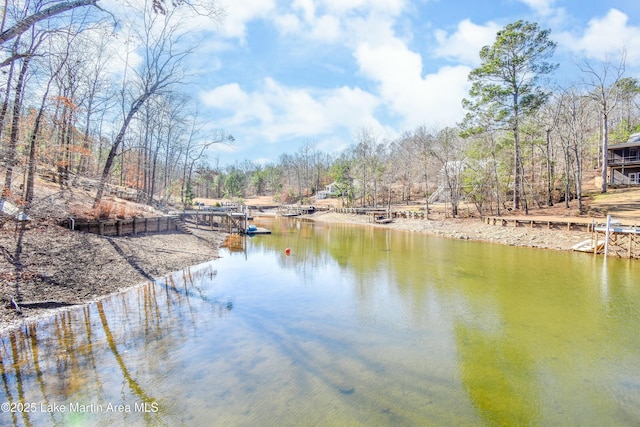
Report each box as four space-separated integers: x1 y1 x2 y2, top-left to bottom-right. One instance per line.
353 128 383 207
75 25 117 177
556 88 596 211
430 127 466 217
25 33 77 204
577 52 626 193
0 0 99 48
534 91 565 207
409 126 437 216
181 115 232 205
93 0 222 207
3 27 47 193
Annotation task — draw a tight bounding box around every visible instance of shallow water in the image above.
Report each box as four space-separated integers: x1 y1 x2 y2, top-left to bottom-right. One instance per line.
1 217 639 426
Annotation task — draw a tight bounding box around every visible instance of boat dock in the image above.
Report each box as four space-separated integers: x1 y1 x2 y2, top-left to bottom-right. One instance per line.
483 216 596 231
591 217 640 258
485 215 640 258
277 205 317 216
176 205 270 235
247 227 271 235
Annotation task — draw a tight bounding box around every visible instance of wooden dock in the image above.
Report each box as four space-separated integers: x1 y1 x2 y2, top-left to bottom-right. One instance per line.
177 206 270 235
65 216 179 236
246 227 271 235
277 205 316 216
592 218 640 258
483 216 596 231
485 215 640 258
332 207 427 219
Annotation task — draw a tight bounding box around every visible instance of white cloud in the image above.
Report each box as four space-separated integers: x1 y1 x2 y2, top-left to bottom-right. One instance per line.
309 14 342 42
348 9 398 50
517 0 556 16
293 0 316 22
202 83 249 107
556 9 640 65
199 79 381 142
274 0 405 44
321 0 405 16
274 4 345 42
218 0 276 41
355 37 471 129
433 19 501 66
274 13 302 36
323 86 382 130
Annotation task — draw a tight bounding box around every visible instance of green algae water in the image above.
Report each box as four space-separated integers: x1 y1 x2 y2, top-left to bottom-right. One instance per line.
1 217 639 426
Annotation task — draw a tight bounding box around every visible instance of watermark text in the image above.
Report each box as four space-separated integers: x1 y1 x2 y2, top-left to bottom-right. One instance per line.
1 401 159 414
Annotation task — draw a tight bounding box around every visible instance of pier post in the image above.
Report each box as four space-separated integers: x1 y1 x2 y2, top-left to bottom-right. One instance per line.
604 215 611 257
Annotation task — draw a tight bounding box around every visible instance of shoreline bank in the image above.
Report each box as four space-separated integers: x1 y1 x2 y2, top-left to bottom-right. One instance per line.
0 223 226 333
0 212 598 333
306 211 594 252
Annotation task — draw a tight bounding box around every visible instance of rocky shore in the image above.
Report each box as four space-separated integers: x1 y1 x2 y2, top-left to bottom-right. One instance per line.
0 211 594 333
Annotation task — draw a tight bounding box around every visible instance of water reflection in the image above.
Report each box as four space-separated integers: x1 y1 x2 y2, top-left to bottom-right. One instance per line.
601 258 610 304
1 218 639 426
0 264 229 426
248 218 640 425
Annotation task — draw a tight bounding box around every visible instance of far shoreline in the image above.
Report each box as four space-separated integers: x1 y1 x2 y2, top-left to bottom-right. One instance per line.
302 210 595 253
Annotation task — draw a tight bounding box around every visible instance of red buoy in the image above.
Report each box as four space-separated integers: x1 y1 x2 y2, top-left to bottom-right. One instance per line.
285 248 291 256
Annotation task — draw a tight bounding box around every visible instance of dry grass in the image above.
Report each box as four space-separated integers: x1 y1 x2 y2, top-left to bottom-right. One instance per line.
589 187 640 219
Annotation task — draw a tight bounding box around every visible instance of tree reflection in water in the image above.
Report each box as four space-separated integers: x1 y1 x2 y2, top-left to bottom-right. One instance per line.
0 263 228 426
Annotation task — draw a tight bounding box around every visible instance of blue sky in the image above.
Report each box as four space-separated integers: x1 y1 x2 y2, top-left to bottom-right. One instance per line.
175 0 640 165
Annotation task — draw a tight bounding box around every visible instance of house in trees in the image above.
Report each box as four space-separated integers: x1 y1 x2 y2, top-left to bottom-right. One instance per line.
608 133 640 185
316 182 340 199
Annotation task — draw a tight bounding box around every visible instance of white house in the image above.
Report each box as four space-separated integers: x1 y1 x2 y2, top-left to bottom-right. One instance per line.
316 182 340 199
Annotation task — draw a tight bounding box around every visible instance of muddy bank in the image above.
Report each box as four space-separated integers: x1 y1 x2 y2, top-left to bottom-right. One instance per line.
0 222 225 333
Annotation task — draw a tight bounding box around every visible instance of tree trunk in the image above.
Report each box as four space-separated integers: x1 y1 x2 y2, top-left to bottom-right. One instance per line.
545 128 553 206
25 83 55 205
572 134 583 213
424 168 429 220
564 149 571 209
76 79 98 175
0 39 17 144
94 94 150 207
149 147 159 204
513 94 521 210
601 112 608 193
3 54 30 193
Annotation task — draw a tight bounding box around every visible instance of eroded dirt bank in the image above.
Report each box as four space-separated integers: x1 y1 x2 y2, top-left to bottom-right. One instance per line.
0 222 225 332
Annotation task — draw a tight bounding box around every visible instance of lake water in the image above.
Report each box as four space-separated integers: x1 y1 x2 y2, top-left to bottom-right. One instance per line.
1 217 639 426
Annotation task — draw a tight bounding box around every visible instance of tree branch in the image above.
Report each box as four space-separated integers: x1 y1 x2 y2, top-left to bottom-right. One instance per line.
0 0 99 46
